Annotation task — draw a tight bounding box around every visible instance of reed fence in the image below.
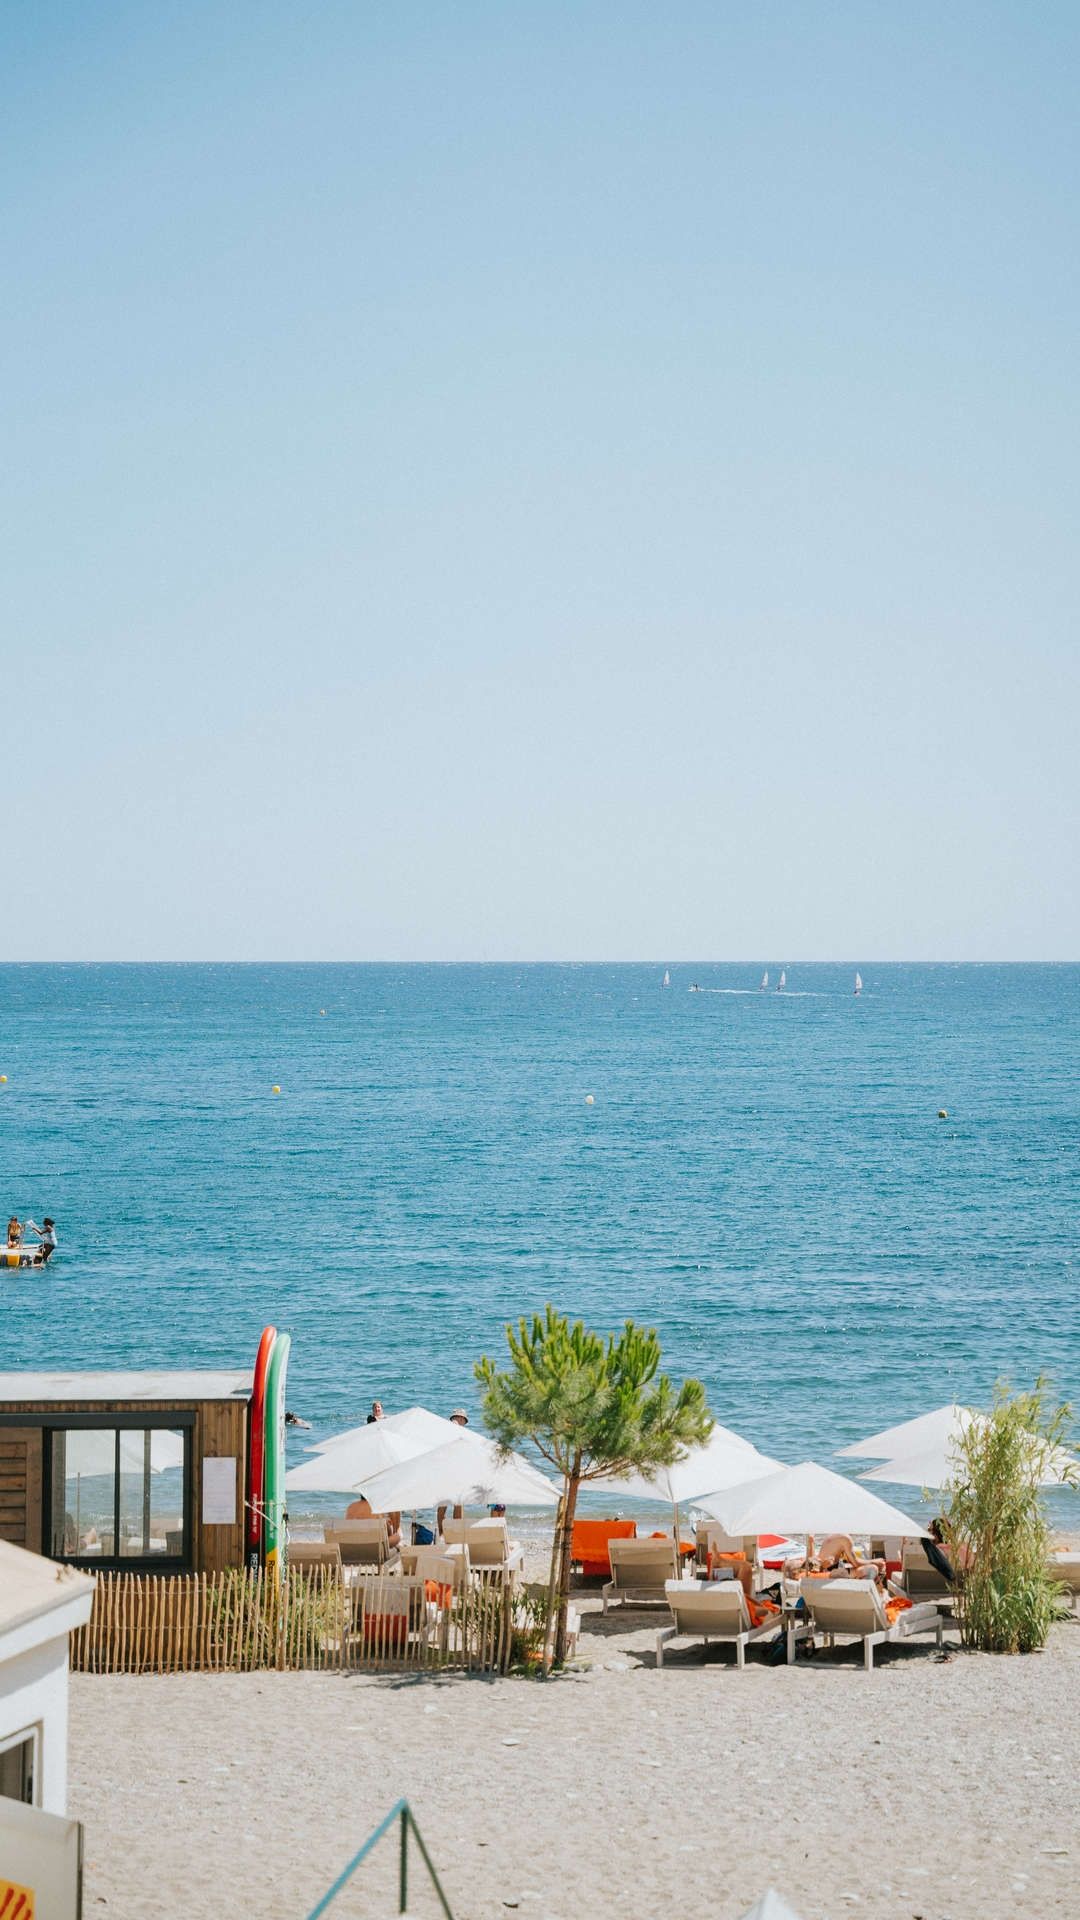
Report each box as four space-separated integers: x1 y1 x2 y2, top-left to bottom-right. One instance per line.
70 1567 514 1676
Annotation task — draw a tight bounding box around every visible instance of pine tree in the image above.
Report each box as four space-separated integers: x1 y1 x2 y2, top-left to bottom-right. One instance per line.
476 1307 712 1666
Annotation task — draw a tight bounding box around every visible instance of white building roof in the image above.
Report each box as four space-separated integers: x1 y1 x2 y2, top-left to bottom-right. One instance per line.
0 1370 252 1405
0 1541 95 1645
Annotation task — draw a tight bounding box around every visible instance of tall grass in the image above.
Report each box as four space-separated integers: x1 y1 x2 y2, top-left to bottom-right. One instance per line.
944 1378 1076 1654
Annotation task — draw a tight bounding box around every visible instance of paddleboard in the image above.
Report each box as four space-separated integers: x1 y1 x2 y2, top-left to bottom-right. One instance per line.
262 1330 291 1584
246 1325 277 1573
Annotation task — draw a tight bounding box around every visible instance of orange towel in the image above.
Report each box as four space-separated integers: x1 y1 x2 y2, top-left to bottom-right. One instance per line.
746 1596 780 1628
885 1595 913 1625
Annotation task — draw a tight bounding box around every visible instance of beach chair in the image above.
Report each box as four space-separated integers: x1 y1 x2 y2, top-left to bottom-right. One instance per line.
602 1537 679 1612
695 1521 757 1580
350 1574 435 1661
899 1542 953 1601
1047 1553 1080 1612
656 1578 780 1669
288 1541 344 1575
411 1546 468 1597
802 1578 945 1670
570 1518 636 1580
442 1518 524 1577
325 1519 401 1572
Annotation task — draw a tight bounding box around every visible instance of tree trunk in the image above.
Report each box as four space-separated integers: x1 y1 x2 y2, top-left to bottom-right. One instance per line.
552 1462 581 1668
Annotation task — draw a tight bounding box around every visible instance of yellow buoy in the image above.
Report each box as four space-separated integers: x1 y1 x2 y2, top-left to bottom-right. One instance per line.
585 1094 595 1105
0 1075 7 1084
938 1109 948 1119
272 1085 281 1095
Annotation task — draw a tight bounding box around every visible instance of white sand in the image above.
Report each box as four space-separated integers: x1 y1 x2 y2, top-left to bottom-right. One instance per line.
69 1604 1079 1920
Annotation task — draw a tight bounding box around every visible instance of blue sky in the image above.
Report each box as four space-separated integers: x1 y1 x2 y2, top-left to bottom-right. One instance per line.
3 3 1077 958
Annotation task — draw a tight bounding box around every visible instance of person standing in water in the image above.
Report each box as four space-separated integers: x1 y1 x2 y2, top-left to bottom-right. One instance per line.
26 1217 57 1263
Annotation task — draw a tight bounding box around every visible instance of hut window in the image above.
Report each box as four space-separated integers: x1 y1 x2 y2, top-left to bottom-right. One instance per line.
48 1427 189 1566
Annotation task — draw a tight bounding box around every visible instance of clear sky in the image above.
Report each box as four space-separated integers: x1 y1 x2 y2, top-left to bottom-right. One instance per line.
3 3 1077 959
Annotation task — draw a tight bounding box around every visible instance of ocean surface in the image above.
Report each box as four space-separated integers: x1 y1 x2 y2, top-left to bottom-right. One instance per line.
1 963 1077 1526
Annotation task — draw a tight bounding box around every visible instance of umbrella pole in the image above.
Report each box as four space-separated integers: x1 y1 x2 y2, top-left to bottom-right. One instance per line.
672 1500 682 1574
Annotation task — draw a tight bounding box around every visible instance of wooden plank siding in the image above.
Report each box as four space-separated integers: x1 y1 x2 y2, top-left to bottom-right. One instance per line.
0 1427 42 1549
0 1398 248 1574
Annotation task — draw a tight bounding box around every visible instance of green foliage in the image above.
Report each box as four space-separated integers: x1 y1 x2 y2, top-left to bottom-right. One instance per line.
475 1305 712 1482
944 1377 1076 1654
476 1306 712 1665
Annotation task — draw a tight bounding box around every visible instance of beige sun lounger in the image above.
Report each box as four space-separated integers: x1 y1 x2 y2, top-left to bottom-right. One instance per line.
657 1578 780 1668
694 1522 759 1577
898 1542 953 1601
803 1578 945 1670
287 1541 344 1575
442 1518 525 1576
325 1519 401 1572
1047 1553 1080 1611
602 1537 679 1612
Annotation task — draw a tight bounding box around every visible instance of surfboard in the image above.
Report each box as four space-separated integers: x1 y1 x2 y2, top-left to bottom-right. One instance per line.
246 1325 277 1573
262 1330 291 1584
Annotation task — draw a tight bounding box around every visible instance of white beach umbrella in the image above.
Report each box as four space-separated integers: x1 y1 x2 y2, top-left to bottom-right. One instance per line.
698 1461 926 1540
591 1425 785 1547
286 1423 419 1493
862 1435 1079 1491
835 1404 975 1460
591 1423 779 1505
308 1405 457 1454
739 1893 805 1920
358 1432 559 1512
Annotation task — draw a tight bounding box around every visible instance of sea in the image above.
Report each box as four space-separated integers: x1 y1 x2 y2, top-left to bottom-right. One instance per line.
1 963 1077 1530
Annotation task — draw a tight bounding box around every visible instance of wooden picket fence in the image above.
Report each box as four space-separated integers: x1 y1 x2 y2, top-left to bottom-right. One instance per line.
70 1567 514 1676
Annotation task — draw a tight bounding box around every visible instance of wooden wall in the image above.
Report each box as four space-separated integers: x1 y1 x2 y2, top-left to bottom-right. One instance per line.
0 1426 43 1551
0 1399 248 1574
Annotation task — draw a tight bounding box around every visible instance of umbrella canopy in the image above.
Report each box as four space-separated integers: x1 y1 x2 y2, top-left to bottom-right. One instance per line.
698 1461 925 1539
309 1405 457 1454
286 1423 420 1493
862 1434 1079 1491
836 1404 974 1460
592 1424 783 1504
358 1432 559 1512
739 1893 804 1920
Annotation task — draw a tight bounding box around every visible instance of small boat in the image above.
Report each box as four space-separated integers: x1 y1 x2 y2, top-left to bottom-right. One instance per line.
759 971 768 991
854 971 863 996
1 1243 47 1269
662 970 671 988
776 971 786 993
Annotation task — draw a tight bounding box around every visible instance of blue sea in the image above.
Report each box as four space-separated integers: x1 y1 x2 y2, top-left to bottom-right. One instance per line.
1 964 1077 1524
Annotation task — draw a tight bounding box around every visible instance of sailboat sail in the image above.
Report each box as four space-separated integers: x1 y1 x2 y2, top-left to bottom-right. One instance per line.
662 969 671 988
854 972 863 995
759 971 768 990
777 971 786 992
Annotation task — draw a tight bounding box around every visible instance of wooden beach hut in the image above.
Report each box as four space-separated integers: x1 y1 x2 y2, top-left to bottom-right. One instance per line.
0 1370 252 1576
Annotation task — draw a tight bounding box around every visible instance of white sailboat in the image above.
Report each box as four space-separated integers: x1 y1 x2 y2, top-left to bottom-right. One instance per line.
662 969 671 988
759 971 768 991
854 971 863 996
776 970 786 993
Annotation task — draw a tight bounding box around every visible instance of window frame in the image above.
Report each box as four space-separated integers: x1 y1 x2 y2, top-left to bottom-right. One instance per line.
38 1411 195 1574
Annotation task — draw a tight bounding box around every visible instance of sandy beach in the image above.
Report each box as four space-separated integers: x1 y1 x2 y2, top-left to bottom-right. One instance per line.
68 1602 1079 1920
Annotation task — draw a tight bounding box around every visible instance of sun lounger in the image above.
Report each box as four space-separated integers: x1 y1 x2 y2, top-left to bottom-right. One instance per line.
602 1536 679 1611
570 1518 637 1580
657 1578 780 1668
350 1574 436 1657
899 1542 953 1601
288 1541 344 1575
802 1578 945 1669
325 1519 401 1572
1048 1553 1080 1611
442 1518 524 1577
